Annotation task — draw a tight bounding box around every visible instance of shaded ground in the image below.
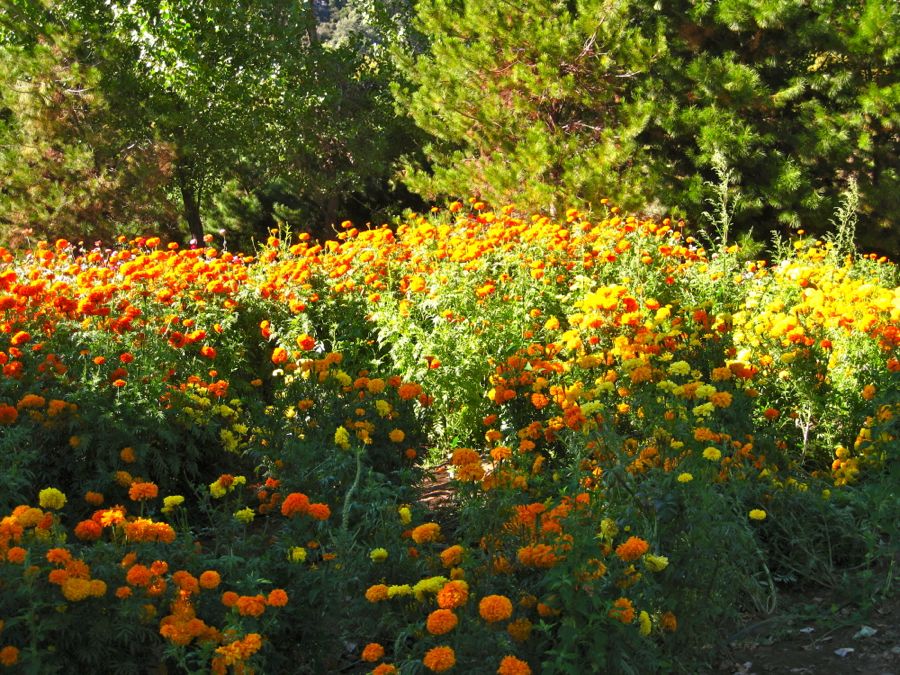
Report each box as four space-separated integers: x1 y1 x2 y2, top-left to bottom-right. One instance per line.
718 591 899 675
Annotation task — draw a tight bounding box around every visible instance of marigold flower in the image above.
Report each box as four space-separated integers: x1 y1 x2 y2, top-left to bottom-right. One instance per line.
497 656 531 675
411 522 441 544
479 594 513 623
616 536 650 562
6 547 26 564
436 580 469 609
84 491 104 506
361 643 385 662
677 472 693 483
608 597 635 624
365 584 389 602
74 519 102 541
423 646 455 672
369 547 388 563
507 618 533 642
660 611 678 632
281 492 310 517
199 570 221 589
0 405 18 424
749 509 767 521
235 594 266 617
38 487 66 510
233 507 255 524
266 588 288 607
372 665 398 675
702 446 722 461
439 544 464 568
388 429 405 443
289 547 307 563
426 609 458 635
62 577 92 602
639 610 652 636
221 591 239 607
0 646 19 667
643 555 669 572
128 482 158 501
307 503 331 520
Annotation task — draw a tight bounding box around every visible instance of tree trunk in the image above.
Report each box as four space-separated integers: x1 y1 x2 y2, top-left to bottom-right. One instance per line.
180 181 203 243
305 0 319 47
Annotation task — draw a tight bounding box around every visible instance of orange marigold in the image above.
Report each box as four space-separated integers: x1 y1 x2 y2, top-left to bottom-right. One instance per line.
307 503 331 521
280 492 309 517
479 594 513 623
426 609 458 635
615 536 649 562
436 580 469 609
423 646 455 672
608 597 635 624
497 656 532 675
439 545 464 568
372 665 398 675
365 584 389 603
361 643 385 662
411 522 441 544
199 570 221 589
0 646 19 667
266 588 288 607
128 481 158 501
235 594 267 617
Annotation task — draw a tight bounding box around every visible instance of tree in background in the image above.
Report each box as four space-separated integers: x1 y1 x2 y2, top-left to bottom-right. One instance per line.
648 0 898 251
0 33 177 245
394 0 665 215
0 0 420 246
396 0 898 250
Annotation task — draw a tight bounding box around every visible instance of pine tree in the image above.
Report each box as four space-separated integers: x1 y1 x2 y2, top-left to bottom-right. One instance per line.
394 0 666 213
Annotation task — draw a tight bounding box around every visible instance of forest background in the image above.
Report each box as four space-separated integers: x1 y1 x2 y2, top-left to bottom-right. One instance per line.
1 0 897 253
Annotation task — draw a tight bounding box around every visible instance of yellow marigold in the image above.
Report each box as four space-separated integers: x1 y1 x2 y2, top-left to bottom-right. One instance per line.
361 643 384 662
643 555 669 572
334 425 351 449
749 509 767 521
233 507 255 524
436 580 469 609
639 610 652 636
398 506 412 525
411 522 441 544
702 446 722 461
161 495 184 514
426 609 458 635
288 547 307 563
479 594 513 623
615 536 649 562
38 487 66 510
89 579 107 597
369 547 389 563
677 472 693 483
423 646 455 672
497 655 531 675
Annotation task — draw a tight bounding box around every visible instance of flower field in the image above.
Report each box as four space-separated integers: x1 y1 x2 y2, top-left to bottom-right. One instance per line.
0 202 897 673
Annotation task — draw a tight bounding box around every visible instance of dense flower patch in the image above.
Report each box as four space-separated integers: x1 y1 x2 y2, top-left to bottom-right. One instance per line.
0 202 897 672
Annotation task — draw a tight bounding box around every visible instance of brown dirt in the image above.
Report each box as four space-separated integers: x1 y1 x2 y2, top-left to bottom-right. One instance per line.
718 592 900 675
